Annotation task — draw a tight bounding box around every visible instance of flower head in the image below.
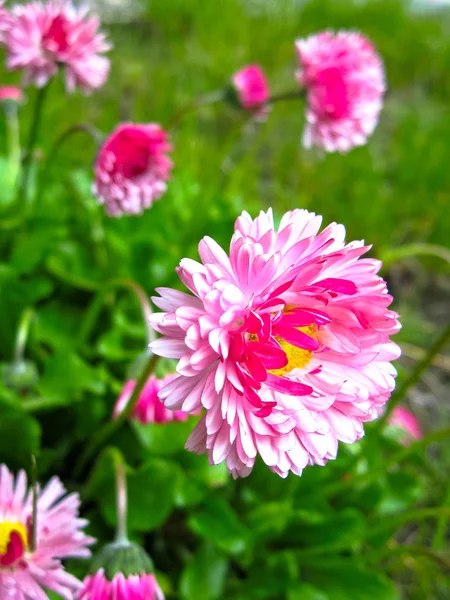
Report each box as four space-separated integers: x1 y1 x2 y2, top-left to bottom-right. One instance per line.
231 64 270 119
296 31 385 152
150 209 400 478
0 85 24 104
114 374 188 424
79 570 164 600
4 0 111 92
94 123 173 217
388 406 422 444
0 463 94 600
80 540 164 600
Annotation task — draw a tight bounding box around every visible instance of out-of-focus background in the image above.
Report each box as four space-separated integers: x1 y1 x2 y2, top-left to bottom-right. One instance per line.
1 1 449 598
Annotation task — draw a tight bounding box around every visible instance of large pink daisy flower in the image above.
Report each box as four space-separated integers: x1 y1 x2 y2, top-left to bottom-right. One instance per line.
296 31 385 153
93 123 173 217
0 464 95 600
79 570 165 600
150 209 401 478
4 0 110 92
113 374 188 424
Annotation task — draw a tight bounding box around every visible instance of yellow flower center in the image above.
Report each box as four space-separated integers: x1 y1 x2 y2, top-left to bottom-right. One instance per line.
0 521 28 555
269 324 316 376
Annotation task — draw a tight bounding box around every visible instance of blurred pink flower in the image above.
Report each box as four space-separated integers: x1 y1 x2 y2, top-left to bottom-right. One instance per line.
232 64 270 119
0 85 24 103
296 31 385 152
150 208 401 478
114 374 188 424
94 123 173 217
0 463 94 600
0 1 12 43
79 570 165 600
4 0 111 92
388 406 423 444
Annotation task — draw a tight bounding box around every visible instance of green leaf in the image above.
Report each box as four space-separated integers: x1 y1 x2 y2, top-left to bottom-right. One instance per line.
287 583 329 600
132 418 196 456
286 509 366 550
189 497 251 555
0 406 41 467
37 351 106 403
180 542 228 600
305 559 400 600
100 458 181 532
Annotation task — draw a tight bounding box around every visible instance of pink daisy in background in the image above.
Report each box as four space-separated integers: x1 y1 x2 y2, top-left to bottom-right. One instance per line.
0 463 94 600
150 208 401 478
0 85 24 103
232 64 270 120
79 570 165 600
4 0 110 92
296 31 385 152
94 123 173 217
388 406 423 444
114 374 188 424
0 1 12 42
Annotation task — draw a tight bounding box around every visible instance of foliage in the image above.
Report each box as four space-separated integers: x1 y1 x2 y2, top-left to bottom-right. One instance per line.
0 1 449 599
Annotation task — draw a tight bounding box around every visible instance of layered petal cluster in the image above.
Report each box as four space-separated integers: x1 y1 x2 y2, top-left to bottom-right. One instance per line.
93 123 173 217
150 209 401 478
79 570 165 600
4 0 110 92
0 464 94 600
114 374 188 424
296 31 385 152
388 406 422 444
232 65 270 120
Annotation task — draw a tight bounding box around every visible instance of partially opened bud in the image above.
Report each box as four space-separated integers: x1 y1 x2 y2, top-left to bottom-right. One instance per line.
0 85 25 108
227 64 270 120
79 541 165 600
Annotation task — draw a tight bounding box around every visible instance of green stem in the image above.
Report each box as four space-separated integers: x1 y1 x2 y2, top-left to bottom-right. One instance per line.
378 324 450 427
324 427 450 498
168 89 226 129
115 459 128 544
14 307 34 363
19 85 50 204
367 507 450 539
380 243 450 269
30 455 38 552
72 353 160 479
375 544 450 571
266 89 305 104
4 104 21 187
76 278 155 352
36 123 103 204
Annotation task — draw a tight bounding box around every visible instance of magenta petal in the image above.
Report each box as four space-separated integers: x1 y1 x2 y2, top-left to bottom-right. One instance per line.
246 351 268 383
266 374 313 396
248 341 288 369
254 402 277 418
315 277 357 295
273 325 319 351
245 310 263 334
245 385 264 408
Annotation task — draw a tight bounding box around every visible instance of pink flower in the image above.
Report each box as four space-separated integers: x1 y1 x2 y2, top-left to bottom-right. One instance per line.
296 31 385 152
0 85 24 103
114 374 188 424
0 1 12 43
93 123 173 217
232 65 270 119
150 209 401 479
4 0 111 92
388 406 423 444
79 570 165 600
0 463 94 600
